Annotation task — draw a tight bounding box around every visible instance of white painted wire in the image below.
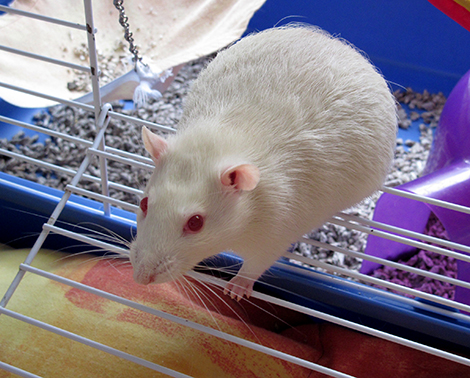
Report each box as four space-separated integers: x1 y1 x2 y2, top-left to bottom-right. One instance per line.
0 45 91 72
300 235 470 291
337 211 470 254
0 80 176 133
65 184 139 213
42 224 131 255
0 114 93 146
0 4 87 30
0 81 95 111
290 246 470 313
10 264 356 378
0 361 42 378
382 185 470 215
104 146 154 166
1 0 470 377
330 216 470 263
109 110 176 133
288 202 470 314
88 147 154 171
277 260 470 323
0 146 143 197
188 271 470 368
0 113 156 172
0 307 193 378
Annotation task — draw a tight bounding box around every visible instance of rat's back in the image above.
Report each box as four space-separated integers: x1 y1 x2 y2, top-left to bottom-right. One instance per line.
177 25 397 222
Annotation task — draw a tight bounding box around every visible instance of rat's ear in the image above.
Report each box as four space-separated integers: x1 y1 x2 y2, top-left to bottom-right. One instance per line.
142 126 168 163
221 164 260 191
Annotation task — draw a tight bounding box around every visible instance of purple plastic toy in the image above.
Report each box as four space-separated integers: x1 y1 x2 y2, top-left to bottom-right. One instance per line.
361 68 470 306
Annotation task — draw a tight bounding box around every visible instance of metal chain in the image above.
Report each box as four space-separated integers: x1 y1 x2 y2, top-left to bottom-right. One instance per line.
113 0 141 63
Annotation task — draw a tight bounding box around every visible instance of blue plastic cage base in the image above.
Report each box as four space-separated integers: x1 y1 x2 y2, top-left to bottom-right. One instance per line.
0 171 136 251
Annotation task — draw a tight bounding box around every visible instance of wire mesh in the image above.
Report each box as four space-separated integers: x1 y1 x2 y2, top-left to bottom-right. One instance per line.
1 1 470 377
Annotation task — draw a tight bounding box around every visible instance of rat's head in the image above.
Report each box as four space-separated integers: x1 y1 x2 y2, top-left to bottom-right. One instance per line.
130 126 260 285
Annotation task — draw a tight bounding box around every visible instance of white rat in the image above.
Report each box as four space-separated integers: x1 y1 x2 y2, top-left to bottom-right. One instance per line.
129 25 397 300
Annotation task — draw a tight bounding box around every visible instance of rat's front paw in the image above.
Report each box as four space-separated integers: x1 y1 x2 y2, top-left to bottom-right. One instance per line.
223 275 254 301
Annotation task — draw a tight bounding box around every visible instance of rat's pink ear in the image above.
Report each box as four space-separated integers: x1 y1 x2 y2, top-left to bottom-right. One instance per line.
142 126 168 162
221 164 260 191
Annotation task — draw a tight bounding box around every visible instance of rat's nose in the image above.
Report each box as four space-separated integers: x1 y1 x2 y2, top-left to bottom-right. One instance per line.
133 267 156 285
142 275 157 285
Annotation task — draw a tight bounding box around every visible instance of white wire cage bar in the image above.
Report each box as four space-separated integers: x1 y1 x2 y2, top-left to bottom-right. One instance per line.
0 80 177 133
0 4 87 30
1 1 470 377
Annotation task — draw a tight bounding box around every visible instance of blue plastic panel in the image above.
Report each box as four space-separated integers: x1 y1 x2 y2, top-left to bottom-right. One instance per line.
246 0 470 95
0 171 135 251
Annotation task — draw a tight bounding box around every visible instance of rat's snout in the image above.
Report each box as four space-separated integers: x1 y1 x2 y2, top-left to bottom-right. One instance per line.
129 243 155 284
131 256 159 285
129 243 179 285
133 267 157 285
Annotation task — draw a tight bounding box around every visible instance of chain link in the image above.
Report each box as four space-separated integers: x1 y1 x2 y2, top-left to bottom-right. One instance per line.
113 0 141 63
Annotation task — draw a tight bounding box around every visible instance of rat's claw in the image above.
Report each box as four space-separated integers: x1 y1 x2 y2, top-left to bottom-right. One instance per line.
224 276 254 301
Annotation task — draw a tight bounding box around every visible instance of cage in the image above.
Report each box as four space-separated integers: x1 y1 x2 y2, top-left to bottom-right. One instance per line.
1 1 470 377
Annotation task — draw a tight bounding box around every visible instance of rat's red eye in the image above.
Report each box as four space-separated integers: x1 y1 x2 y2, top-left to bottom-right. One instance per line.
184 214 204 234
140 197 148 217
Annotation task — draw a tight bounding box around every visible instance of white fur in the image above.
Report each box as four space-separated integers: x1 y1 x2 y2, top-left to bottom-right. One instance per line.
130 26 397 299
